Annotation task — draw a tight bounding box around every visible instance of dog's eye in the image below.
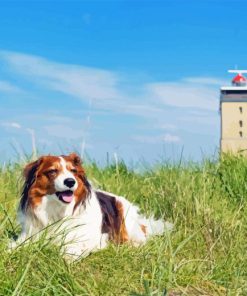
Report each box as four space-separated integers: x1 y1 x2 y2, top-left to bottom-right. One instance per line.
46 169 58 175
71 168 77 173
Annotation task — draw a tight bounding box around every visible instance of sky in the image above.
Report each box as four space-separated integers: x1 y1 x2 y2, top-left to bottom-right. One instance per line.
0 0 247 164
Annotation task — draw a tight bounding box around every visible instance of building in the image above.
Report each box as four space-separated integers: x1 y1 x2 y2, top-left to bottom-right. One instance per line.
220 70 247 154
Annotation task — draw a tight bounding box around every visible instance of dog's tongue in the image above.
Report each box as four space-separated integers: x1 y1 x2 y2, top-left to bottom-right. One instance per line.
59 191 73 203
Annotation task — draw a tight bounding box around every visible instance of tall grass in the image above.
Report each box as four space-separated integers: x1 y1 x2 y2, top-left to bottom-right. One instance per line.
0 155 246 295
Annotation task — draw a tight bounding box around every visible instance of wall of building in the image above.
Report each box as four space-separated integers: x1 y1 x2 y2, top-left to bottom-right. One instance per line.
221 101 247 153
221 139 247 154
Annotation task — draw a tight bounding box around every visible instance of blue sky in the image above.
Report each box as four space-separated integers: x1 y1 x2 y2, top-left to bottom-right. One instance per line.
0 0 247 164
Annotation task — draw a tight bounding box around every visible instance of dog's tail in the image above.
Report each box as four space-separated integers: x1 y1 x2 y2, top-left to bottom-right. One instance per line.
140 217 173 237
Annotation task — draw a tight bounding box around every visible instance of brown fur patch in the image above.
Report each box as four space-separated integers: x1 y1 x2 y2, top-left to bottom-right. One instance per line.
26 156 61 209
115 200 129 243
96 191 129 243
140 224 147 236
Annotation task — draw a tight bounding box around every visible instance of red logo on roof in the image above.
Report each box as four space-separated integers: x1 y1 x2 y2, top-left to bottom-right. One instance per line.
232 73 246 83
231 72 247 86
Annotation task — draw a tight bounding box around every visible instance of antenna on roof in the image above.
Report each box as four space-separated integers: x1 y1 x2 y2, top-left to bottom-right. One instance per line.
228 69 247 74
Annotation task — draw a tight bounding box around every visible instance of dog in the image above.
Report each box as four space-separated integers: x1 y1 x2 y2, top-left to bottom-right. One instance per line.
10 153 172 260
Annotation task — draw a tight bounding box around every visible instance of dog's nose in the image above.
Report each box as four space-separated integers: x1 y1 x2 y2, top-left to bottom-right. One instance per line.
64 178 76 188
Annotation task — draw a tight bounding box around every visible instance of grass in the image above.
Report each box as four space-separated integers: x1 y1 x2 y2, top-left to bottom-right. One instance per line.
0 155 246 295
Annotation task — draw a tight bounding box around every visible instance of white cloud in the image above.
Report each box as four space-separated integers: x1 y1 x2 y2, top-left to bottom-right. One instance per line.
183 77 229 86
11 122 21 129
0 50 223 117
163 133 180 143
147 82 218 111
133 133 181 144
159 123 177 131
0 80 23 94
1 122 21 129
0 50 222 149
0 51 120 102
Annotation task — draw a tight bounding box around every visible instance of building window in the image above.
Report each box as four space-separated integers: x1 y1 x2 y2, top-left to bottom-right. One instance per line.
239 120 243 127
239 106 243 113
239 131 243 137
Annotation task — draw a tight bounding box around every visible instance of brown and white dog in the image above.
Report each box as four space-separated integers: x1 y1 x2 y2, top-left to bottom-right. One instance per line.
10 153 172 260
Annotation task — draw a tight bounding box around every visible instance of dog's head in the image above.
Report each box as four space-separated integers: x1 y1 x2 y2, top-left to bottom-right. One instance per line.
20 153 90 211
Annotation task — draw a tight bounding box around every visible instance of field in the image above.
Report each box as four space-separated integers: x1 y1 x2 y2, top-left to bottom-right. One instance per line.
0 155 246 295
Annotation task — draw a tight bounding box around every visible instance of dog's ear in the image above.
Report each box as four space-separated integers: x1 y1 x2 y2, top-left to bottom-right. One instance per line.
68 153 82 166
21 157 43 212
23 157 43 181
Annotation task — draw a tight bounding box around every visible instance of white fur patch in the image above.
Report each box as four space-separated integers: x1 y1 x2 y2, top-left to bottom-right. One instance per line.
53 157 78 192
